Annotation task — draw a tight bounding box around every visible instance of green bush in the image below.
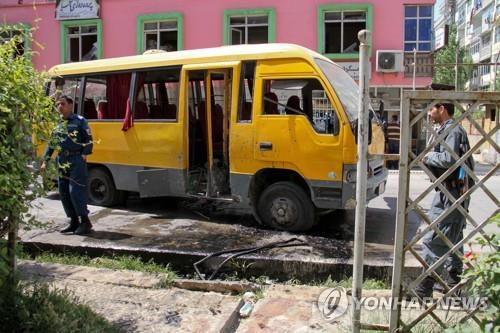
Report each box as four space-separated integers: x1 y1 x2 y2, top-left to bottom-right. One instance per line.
0 282 119 333
446 215 500 333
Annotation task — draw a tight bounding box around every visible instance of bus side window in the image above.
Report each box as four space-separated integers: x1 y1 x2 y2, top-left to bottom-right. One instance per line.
261 78 339 135
134 67 181 121
237 61 256 122
83 73 131 120
49 77 81 114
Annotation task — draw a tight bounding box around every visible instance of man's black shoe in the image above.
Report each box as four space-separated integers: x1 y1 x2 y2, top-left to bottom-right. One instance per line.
60 217 80 233
74 216 93 235
414 276 435 299
434 271 462 293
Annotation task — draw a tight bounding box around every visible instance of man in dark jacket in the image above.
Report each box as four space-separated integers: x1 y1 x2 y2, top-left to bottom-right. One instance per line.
415 103 474 298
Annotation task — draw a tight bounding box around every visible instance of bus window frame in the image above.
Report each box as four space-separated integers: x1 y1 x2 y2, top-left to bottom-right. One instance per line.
131 66 183 123
258 75 343 137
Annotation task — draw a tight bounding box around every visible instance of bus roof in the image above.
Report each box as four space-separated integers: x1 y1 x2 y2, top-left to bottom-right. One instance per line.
49 43 332 76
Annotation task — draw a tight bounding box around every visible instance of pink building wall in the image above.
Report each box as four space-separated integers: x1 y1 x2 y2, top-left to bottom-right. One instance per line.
0 0 434 86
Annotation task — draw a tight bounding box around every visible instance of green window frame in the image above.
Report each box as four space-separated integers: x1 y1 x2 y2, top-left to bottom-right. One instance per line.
223 8 276 45
60 19 103 63
317 3 373 60
136 12 183 54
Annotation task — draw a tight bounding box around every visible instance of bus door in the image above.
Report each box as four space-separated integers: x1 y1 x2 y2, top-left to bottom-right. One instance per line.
182 62 239 198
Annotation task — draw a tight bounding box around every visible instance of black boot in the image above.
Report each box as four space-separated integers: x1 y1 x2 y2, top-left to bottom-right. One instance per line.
414 276 435 300
60 217 80 233
74 216 93 235
435 271 462 294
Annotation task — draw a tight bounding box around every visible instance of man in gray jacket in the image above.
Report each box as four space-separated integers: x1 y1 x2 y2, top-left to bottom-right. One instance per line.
415 103 474 299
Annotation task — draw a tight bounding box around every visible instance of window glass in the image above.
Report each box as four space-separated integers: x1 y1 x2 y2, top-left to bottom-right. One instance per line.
404 5 432 52
262 78 339 135
229 15 269 45
405 19 417 41
143 20 178 52
134 67 181 120
324 10 366 54
419 6 432 17
405 6 417 17
238 61 256 122
315 58 359 122
66 24 98 62
49 77 81 114
81 73 131 120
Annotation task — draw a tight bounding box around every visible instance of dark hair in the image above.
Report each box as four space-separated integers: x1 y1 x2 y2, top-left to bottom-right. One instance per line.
58 95 73 104
437 103 454 116
392 115 398 121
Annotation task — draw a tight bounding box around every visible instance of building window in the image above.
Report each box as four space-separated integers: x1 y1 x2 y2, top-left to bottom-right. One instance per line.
0 23 31 57
60 19 102 63
137 13 183 54
495 27 500 43
317 4 373 59
223 8 276 45
404 5 432 52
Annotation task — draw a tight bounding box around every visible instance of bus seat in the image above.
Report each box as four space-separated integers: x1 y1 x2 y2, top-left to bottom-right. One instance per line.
164 104 177 119
97 100 108 119
135 101 149 119
149 105 162 119
264 92 278 114
83 99 97 119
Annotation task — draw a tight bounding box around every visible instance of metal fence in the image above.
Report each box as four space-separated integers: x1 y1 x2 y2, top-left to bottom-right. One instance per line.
389 90 500 332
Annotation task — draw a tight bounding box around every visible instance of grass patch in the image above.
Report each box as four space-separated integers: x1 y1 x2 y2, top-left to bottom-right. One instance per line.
313 276 389 290
0 281 119 333
20 250 177 288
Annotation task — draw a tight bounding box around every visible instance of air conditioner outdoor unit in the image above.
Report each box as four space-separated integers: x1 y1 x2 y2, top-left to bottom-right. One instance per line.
376 50 404 72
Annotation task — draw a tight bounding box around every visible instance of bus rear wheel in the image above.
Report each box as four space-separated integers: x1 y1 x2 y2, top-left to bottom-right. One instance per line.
257 181 315 232
88 167 126 206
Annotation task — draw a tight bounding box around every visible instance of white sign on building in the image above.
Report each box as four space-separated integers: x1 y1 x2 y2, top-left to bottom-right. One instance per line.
338 62 371 81
340 62 360 81
56 0 100 20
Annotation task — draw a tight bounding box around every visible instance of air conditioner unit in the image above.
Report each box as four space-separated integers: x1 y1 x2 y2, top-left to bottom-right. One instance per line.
376 50 404 72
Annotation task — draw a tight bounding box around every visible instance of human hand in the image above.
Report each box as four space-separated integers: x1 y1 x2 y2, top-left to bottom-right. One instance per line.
81 155 87 161
40 161 47 173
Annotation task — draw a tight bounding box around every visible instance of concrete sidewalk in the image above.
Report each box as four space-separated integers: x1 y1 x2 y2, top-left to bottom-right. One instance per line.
18 260 352 333
18 260 478 333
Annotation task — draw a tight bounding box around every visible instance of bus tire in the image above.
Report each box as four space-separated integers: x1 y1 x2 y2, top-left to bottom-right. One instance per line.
257 181 315 232
88 167 125 206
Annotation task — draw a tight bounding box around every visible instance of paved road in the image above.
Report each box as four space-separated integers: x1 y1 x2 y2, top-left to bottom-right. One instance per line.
23 170 499 280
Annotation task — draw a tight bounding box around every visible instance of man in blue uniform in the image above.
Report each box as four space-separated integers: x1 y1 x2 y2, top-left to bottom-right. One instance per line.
415 103 474 298
41 95 94 235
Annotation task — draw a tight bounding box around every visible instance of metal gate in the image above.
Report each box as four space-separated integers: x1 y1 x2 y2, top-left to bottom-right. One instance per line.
389 90 500 332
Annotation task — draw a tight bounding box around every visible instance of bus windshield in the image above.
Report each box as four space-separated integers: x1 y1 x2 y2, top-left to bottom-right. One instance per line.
315 58 359 123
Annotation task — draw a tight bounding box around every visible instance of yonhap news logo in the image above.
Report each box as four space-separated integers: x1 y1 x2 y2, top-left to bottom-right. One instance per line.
316 287 489 322
317 287 349 321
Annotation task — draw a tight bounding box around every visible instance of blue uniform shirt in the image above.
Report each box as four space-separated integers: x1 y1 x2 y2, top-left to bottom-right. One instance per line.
44 113 93 160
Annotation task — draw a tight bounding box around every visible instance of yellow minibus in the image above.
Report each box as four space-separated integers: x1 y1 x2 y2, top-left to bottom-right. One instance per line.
45 43 387 231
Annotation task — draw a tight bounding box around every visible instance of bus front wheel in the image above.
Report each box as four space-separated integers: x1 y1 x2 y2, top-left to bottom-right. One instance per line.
257 181 315 232
88 167 126 206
